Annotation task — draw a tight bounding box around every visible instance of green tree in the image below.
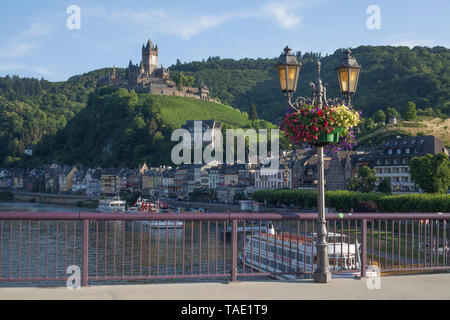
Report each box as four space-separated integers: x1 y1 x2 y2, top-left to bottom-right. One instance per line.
364 118 375 131
347 165 376 193
377 178 391 194
403 102 418 120
347 178 363 193
249 104 258 125
373 110 386 123
386 107 401 121
410 153 450 193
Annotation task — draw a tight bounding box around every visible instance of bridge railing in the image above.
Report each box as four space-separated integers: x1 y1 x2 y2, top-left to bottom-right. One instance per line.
0 212 448 286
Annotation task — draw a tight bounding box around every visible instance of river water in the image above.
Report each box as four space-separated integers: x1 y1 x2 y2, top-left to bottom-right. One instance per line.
0 201 268 287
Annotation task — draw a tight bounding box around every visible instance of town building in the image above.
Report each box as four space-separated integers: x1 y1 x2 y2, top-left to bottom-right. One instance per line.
100 169 122 196
255 166 292 189
24 144 35 156
372 135 447 193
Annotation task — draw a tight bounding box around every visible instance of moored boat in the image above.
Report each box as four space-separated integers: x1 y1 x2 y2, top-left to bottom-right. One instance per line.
226 220 268 234
240 228 378 279
96 197 126 213
127 197 183 229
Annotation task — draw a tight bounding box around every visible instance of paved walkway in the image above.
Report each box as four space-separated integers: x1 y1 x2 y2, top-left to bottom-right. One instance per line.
0 274 449 300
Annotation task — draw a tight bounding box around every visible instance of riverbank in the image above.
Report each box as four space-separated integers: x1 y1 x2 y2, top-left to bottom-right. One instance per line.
0 201 97 212
9 191 98 206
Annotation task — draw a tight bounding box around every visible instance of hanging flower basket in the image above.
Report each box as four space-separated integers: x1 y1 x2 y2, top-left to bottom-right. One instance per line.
314 128 343 144
281 103 361 149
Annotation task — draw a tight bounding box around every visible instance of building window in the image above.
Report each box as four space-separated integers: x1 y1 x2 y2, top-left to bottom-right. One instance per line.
376 160 381 165
406 148 410 154
414 148 419 153
384 159 390 165
388 149 393 155
397 149 401 154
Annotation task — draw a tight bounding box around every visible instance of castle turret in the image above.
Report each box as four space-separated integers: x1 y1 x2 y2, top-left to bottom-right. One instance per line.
199 78 210 100
141 39 158 76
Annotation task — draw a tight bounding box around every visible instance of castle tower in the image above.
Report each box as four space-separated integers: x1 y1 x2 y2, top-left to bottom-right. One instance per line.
111 65 117 85
141 39 158 76
199 78 209 100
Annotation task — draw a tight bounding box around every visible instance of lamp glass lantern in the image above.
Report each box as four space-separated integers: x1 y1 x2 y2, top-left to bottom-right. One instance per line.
275 46 301 96
335 49 361 98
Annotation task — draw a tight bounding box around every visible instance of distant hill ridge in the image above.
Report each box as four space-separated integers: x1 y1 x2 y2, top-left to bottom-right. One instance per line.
0 45 448 166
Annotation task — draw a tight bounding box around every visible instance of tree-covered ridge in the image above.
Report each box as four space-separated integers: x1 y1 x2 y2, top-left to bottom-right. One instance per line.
34 88 276 168
0 45 448 166
0 68 123 166
170 46 449 120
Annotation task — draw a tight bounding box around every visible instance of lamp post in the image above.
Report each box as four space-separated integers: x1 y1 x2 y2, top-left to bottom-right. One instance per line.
335 49 361 105
276 47 360 283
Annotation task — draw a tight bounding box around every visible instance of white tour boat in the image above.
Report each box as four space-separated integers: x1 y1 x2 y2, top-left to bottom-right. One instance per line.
96 197 126 213
240 227 378 279
128 197 183 229
226 220 268 234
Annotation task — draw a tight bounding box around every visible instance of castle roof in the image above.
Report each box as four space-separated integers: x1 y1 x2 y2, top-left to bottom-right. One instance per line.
145 39 157 50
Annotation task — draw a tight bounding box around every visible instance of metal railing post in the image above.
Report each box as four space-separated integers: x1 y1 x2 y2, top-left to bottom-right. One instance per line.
230 218 238 282
82 219 89 286
361 219 367 278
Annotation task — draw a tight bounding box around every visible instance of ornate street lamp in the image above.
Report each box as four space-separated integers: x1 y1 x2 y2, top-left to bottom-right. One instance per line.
275 46 301 109
275 46 361 283
335 49 361 104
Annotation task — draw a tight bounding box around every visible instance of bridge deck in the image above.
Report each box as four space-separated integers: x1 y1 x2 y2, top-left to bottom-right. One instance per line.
0 273 449 300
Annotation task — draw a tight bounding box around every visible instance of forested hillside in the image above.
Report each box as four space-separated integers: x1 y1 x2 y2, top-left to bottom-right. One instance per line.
34 88 276 167
170 45 449 120
0 45 448 166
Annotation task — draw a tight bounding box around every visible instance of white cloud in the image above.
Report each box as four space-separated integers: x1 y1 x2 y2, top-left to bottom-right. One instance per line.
86 1 304 40
21 21 52 37
94 9 232 40
0 63 52 77
0 20 52 59
0 43 34 58
0 63 25 71
386 33 446 48
390 40 434 48
260 2 302 29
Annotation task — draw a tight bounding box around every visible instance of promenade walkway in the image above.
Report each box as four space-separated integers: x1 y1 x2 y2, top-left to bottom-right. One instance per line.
0 274 449 300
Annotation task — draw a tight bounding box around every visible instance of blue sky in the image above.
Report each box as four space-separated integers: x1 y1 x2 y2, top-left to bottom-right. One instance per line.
0 0 448 81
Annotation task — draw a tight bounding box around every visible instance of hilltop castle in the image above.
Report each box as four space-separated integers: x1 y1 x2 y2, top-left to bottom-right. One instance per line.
99 39 214 102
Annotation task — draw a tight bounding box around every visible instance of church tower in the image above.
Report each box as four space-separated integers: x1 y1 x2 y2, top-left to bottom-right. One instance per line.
141 39 158 76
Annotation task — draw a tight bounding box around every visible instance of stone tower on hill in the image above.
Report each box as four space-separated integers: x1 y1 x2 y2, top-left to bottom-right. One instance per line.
142 39 158 76
98 39 217 102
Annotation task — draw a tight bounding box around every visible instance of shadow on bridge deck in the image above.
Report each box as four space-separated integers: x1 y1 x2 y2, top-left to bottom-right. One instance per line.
0 273 449 300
